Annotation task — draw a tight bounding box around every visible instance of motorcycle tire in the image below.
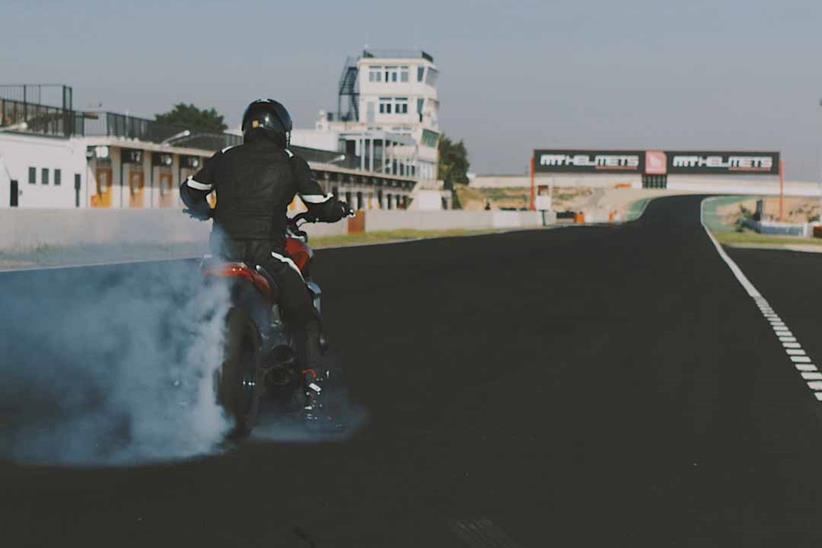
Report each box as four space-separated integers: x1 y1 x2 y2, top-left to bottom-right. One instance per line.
217 307 261 439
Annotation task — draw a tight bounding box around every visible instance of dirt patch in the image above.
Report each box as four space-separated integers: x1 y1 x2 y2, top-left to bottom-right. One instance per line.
455 185 593 212
718 197 821 226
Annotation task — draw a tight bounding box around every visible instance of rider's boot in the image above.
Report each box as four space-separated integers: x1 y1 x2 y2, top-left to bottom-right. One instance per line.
296 320 332 425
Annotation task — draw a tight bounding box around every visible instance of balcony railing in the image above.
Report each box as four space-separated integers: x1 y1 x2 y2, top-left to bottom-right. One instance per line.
0 100 239 150
361 49 434 62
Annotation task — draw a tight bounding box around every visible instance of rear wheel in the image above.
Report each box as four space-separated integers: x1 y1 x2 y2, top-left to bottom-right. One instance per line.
217 307 261 438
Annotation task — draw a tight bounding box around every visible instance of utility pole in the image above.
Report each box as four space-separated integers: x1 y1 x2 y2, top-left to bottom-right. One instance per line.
818 99 822 223
529 154 536 211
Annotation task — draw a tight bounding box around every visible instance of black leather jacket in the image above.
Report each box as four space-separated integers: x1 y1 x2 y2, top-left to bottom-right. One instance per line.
179 137 347 250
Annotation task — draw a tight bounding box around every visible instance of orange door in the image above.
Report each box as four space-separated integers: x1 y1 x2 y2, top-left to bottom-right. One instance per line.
91 166 113 208
129 169 145 208
159 171 175 208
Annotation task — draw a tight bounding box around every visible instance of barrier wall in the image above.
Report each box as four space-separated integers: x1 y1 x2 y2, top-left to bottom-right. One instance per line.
0 208 210 250
0 208 542 256
362 210 543 231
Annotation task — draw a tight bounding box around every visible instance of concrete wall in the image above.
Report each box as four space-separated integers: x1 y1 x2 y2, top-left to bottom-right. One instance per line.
667 176 821 197
471 173 822 197
363 209 542 231
470 175 530 188
0 208 210 250
409 188 447 210
0 208 543 269
471 174 643 189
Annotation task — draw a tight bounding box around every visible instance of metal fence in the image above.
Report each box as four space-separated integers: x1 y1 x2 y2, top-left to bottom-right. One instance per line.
0 97 83 137
0 101 239 150
0 84 73 110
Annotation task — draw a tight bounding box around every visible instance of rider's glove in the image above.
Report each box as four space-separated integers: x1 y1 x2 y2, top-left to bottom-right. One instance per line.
183 207 213 221
337 201 355 218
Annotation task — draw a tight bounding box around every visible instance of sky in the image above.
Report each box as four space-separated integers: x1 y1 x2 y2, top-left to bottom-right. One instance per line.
2 0 822 179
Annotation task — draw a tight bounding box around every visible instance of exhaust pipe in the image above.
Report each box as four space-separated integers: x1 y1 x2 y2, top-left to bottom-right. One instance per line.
261 345 297 389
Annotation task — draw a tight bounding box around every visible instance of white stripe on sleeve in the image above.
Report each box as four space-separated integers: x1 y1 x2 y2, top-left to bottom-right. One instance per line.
300 193 333 204
186 177 212 191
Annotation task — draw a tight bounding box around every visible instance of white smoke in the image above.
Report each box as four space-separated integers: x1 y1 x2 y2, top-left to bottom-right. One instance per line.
0 259 231 466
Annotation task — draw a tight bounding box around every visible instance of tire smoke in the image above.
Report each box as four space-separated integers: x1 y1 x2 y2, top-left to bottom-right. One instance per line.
0 260 231 466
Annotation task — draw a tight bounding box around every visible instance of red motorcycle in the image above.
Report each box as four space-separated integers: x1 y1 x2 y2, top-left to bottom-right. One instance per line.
201 212 330 437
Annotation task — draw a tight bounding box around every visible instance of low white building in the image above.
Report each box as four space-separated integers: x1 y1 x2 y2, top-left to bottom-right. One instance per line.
0 84 418 210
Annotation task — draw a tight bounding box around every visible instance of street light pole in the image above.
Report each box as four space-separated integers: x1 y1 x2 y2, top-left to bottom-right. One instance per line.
818 99 822 223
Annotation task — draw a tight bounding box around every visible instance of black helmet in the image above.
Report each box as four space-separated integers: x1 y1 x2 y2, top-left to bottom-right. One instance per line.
241 99 292 146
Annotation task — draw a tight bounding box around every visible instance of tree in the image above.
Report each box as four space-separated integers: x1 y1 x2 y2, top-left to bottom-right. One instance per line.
155 103 227 133
437 134 470 190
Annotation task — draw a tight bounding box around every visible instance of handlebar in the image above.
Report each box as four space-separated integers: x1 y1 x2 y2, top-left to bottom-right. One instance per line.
290 211 317 227
287 211 316 241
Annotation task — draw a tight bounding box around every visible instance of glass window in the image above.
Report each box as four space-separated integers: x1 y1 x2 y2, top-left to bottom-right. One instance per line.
400 66 409 82
421 129 440 148
417 67 425 82
425 68 439 86
395 98 408 114
368 66 382 82
379 97 392 114
41 168 49 185
417 98 425 114
28 167 36 184
384 66 399 82
54 169 62 186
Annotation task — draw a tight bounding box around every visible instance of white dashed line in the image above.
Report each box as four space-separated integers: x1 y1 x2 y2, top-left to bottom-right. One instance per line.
702 199 820 402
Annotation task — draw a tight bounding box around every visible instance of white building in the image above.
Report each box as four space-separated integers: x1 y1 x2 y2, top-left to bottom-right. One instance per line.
0 84 418 209
292 49 441 183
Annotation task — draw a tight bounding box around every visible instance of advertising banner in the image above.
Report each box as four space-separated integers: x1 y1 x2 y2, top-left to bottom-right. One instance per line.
533 149 780 176
666 151 779 175
534 150 644 174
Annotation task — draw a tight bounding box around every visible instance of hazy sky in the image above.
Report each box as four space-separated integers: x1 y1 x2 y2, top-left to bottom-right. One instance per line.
3 0 822 178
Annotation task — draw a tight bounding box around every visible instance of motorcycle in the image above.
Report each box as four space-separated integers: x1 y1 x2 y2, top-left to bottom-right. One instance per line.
201 212 332 438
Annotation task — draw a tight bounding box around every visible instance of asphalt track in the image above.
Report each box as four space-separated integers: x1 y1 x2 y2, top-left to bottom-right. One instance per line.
2 195 822 547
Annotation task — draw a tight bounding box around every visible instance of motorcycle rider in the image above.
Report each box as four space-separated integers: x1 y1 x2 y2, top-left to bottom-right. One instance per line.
179 99 351 398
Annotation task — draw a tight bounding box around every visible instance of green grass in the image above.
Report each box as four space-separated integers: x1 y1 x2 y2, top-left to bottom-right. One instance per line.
311 228 503 248
625 198 650 221
713 230 822 247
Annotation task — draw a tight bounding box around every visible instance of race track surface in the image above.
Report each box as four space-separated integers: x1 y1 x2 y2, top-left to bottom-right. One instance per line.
2 195 822 547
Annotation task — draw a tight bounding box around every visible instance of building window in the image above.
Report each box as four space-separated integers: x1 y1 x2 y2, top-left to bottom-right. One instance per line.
425 67 439 86
383 65 409 83
368 66 382 82
28 167 36 184
54 169 62 186
41 168 49 185
417 66 425 82
421 129 440 148
379 97 409 115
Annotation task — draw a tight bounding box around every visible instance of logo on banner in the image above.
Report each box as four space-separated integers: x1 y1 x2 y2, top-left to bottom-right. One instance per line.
644 150 667 175
671 155 774 172
538 153 640 170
